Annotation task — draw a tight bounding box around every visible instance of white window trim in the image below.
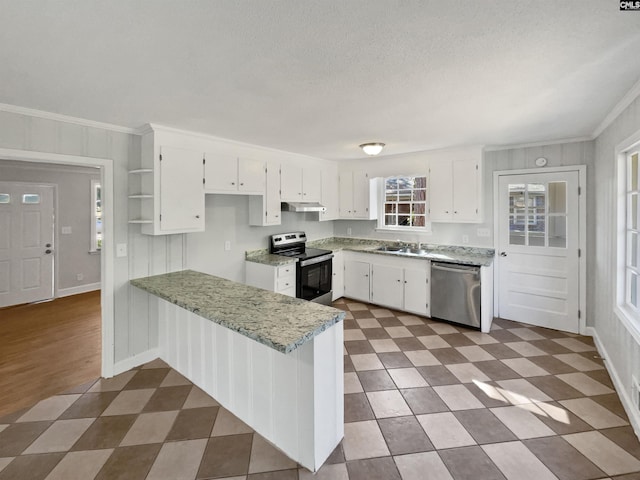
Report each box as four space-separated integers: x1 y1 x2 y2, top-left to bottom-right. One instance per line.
90 179 101 253
376 174 431 233
616 132 640 343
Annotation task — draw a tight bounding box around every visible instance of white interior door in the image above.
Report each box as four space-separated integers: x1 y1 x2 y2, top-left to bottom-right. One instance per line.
0 182 54 307
497 171 580 332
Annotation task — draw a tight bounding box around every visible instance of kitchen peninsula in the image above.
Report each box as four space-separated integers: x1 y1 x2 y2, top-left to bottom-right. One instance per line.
131 270 345 472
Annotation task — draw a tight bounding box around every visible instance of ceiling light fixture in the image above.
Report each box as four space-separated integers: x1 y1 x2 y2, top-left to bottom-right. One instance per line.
360 142 385 156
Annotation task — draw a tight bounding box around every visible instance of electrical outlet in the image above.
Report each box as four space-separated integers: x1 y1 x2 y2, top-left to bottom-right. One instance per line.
462 235 469 244
76 273 84 281
347 227 352 236
477 228 490 237
116 243 127 258
224 240 231 251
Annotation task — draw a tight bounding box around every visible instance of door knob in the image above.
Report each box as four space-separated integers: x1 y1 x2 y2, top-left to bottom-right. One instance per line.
46 243 51 247
500 252 507 257
45 249 52 254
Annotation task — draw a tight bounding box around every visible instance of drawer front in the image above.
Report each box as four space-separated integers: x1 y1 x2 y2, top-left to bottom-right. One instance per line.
277 276 295 292
279 285 296 297
277 264 295 278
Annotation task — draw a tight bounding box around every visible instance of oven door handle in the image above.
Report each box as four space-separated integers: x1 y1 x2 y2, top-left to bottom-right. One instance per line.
299 253 334 267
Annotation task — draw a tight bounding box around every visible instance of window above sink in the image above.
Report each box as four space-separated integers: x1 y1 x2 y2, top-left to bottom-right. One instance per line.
377 175 431 233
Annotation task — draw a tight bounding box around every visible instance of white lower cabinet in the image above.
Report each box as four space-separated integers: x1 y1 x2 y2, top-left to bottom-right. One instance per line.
403 267 430 316
343 252 430 317
332 251 344 301
245 262 296 297
371 264 404 310
344 260 371 302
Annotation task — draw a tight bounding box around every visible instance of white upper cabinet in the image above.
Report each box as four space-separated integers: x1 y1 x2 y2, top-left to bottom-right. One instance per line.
429 156 482 223
280 164 321 202
239 157 267 193
136 137 205 235
159 146 205 232
339 170 377 220
204 153 265 194
320 168 339 221
249 160 281 226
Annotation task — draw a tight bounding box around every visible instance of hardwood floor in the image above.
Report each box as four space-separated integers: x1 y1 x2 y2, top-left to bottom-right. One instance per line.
0 291 101 417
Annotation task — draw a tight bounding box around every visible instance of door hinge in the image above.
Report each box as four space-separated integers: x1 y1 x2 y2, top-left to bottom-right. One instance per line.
578 186 581 195
203 158 205 165
203 178 205 185
159 154 162 161
578 248 581 258
476 208 478 214
476 164 478 170
426 278 429 284
265 167 267 173
578 309 581 319
159 214 162 222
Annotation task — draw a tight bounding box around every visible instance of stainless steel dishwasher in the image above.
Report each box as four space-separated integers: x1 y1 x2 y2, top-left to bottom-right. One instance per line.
431 262 481 329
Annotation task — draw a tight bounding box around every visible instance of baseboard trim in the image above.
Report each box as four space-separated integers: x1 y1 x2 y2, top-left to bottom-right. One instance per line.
112 348 159 377
587 326 640 438
57 283 101 298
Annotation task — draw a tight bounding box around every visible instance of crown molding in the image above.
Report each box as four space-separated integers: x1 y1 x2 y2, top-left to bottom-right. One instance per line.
484 135 594 152
0 103 139 135
592 76 640 139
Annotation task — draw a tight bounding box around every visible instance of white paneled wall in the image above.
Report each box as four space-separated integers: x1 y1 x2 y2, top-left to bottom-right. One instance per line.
593 94 640 434
157 297 344 472
0 110 185 369
335 142 594 250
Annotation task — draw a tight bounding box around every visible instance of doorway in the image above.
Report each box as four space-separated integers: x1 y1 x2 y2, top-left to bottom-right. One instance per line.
0 147 114 378
494 167 586 333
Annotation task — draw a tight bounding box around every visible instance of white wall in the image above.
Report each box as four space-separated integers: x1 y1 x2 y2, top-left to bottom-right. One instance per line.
187 195 334 282
592 93 640 433
0 160 101 292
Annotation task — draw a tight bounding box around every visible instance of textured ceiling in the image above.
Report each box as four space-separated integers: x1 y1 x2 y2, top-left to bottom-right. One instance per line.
1 1 639 160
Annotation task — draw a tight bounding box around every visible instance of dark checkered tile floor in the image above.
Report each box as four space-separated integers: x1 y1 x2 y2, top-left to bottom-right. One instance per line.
1 299 640 479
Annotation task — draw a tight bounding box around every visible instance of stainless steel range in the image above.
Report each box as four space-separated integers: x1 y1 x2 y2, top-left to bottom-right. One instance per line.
270 232 333 305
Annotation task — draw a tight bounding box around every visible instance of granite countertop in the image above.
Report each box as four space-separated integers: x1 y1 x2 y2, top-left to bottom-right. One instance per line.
130 270 345 354
246 237 494 267
308 237 494 267
244 251 297 267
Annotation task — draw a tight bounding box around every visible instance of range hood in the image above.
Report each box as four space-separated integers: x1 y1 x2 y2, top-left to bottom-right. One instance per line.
281 202 327 213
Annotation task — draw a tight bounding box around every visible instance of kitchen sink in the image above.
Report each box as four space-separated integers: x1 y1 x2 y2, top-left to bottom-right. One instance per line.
376 246 430 256
376 246 406 252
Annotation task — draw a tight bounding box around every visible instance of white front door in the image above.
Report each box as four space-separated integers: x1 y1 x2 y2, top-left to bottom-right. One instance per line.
0 182 54 308
497 171 581 333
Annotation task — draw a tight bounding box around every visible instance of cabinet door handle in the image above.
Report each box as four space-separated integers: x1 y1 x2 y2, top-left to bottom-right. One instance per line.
303 192 307 196
275 214 279 218
240 182 244 186
196 215 200 219
397 279 401 282
445 210 449 213
231 182 236 185
454 211 458 214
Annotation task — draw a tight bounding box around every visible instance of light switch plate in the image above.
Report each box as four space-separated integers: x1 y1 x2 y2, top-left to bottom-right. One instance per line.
116 243 127 258
477 228 490 237
61 226 72 234
224 240 231 251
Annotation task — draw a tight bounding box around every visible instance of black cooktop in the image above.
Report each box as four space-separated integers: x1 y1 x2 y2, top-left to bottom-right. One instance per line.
277 247 332 261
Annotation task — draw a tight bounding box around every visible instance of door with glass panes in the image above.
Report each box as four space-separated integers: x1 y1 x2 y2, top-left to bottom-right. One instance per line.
497 171 580 332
